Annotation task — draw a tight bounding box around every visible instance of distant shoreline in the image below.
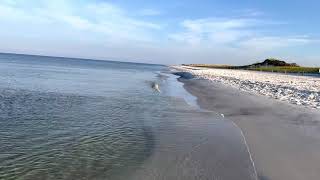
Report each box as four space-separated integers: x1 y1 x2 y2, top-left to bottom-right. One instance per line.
183 58 320 74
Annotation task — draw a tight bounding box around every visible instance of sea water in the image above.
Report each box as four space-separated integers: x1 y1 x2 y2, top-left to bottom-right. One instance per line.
0 53 256 180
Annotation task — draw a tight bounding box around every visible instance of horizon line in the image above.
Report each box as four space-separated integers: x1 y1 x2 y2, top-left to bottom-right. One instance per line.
0 51 165 67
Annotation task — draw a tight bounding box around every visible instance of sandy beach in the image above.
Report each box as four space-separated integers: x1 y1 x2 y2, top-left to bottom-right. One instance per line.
173 66 320 109
2 1 320 179
178 76 320 180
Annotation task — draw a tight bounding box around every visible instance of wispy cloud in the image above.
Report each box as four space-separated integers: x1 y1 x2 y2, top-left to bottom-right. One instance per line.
239 36 315 52
0 0 162 42
169 18 256 45
239 9 265 17
0 0 319 65
169 17 317 54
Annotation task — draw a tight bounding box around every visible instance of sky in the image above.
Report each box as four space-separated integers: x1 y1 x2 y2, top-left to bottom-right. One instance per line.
0 0 320 65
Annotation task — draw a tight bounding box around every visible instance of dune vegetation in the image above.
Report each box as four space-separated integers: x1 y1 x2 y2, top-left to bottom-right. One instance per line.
186 59 320 74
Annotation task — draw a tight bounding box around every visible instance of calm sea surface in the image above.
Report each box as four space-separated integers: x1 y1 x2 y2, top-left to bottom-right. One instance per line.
0 53 256 180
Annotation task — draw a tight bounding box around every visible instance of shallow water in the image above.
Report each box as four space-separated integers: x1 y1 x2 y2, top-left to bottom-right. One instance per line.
0 53 256 180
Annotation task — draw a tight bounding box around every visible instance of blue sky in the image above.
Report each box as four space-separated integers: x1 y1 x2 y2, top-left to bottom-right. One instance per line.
0 0 319 65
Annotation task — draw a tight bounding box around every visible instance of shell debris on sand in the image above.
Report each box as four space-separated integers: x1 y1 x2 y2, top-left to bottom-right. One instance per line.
172 66 320 109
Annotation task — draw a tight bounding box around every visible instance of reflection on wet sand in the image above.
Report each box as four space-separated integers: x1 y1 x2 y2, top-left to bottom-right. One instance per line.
128 73 257 180
129 104 257 180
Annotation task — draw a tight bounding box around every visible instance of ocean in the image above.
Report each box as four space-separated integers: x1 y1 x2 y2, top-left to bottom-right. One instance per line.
0 53 256 180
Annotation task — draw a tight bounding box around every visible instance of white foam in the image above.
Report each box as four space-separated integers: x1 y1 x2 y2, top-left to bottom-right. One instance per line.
172 66 320 109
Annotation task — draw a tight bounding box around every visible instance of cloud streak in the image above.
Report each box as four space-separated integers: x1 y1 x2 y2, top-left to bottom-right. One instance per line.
0 0 162 42
168 17 318 64
169 18 256 45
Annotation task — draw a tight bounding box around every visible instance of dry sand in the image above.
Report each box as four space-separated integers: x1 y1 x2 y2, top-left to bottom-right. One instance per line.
173 66 320 108
181 78 320 180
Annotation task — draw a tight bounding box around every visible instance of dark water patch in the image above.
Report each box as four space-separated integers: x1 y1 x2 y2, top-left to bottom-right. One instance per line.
0 53 165 73
172 72 194 79
258 174 271 180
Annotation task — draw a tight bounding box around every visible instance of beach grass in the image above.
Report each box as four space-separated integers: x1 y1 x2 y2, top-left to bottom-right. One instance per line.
247 66 320 73
186 64 320 74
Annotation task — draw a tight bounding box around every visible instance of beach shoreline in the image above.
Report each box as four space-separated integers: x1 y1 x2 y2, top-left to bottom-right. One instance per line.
179 77 320 180
172 66 320 109
127 72 258 180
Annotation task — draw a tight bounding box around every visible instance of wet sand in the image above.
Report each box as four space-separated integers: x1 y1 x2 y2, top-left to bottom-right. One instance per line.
181 78 320 180
129 105 257 180
126 74 257 180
